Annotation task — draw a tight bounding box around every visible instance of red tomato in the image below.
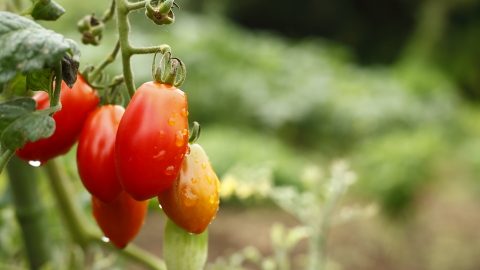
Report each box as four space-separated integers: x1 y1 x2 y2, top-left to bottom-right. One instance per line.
115 82 189 201
16 75 99 163
77 105 124 203
92 191 148 249
158 144 220 234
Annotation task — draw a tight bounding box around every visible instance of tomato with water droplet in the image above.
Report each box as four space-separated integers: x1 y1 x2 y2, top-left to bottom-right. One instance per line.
16 75 99 163
115 82 189 200
92 191 148 249
158 144 220 234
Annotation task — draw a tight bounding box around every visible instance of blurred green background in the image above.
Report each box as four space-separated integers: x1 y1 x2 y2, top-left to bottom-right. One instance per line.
3 0 480 269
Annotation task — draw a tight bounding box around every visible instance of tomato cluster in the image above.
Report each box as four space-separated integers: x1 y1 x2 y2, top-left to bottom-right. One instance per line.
16 75 220 248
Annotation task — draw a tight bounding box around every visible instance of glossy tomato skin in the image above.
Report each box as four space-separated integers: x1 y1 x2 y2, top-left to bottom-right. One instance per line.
158 144 220 234
92 191 148 249
16 75 99 163
115 82 189 201
77 105 124 203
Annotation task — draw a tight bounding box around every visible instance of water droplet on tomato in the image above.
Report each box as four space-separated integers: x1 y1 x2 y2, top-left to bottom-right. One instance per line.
165 165 175 175
181 108 188 117
206 176 213 184
175 130 185 147
209 195 216 204
181 185 198 207
28 160 41 167
168 117 176 126
101 236 110 243
153 150 166 159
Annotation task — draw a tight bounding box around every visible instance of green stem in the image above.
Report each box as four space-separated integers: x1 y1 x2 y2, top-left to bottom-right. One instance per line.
7 157 50 269
90 40 121 82
0 149 14 175
102 0 116 22
116 0 136 99
90 237 167 270
130 44 171 55
44 159 92 247
50 62 62 109
44 159 167 270
127 0 146 11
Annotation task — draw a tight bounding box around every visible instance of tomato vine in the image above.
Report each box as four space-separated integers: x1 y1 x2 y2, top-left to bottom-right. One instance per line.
1 0 219 269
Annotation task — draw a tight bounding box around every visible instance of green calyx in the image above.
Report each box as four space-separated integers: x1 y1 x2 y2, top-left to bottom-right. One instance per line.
145 0 177 25
151 51 186 87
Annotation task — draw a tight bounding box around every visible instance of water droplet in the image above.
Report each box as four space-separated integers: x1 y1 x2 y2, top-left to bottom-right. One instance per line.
168 117 176 126
158 204 163 209
181 185 198 207
153 150 166 159
165 165 175 176
28 160 41 167
209 195 216 204
101 236 110 243
181 108 189 117
175 130 185 147
159 130 166 137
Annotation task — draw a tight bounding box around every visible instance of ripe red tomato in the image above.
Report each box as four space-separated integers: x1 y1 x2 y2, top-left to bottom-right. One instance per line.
77 105 124 203
115 82 189 201
16 75 99 163
158 144 220 234
92 191 148 249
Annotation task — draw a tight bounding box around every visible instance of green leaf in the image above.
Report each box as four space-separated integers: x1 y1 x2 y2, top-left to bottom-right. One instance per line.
164 219 208 270
2 73 27 97
0 98 36 131
27 69 53 92
31 0 65 21
0 11 78 85
1 113 54 151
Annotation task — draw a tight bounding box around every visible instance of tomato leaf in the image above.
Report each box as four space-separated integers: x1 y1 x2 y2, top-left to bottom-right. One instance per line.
27 69 53 93
1 73 27 97
1 113 55 151
0 11 78 85
0 98 36 131
30 0 65 21
163 219 208 270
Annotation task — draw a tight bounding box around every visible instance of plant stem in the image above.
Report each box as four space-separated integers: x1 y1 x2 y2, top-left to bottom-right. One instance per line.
44 159 167 270
102 0 116 22
127 0 146 11
116 0 136 99
0 149 14 174
44 159 92 247
130 44 171 54
50 61 63 109
7 157 50 269
90 237 167 270
90 40 121 82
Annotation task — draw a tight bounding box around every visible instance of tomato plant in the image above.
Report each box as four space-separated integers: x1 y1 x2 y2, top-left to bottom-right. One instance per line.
77 105 124 203
158 143 220 234
92 191 148 249
0 0 219 268
116 82 189 201
16 75 99 164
